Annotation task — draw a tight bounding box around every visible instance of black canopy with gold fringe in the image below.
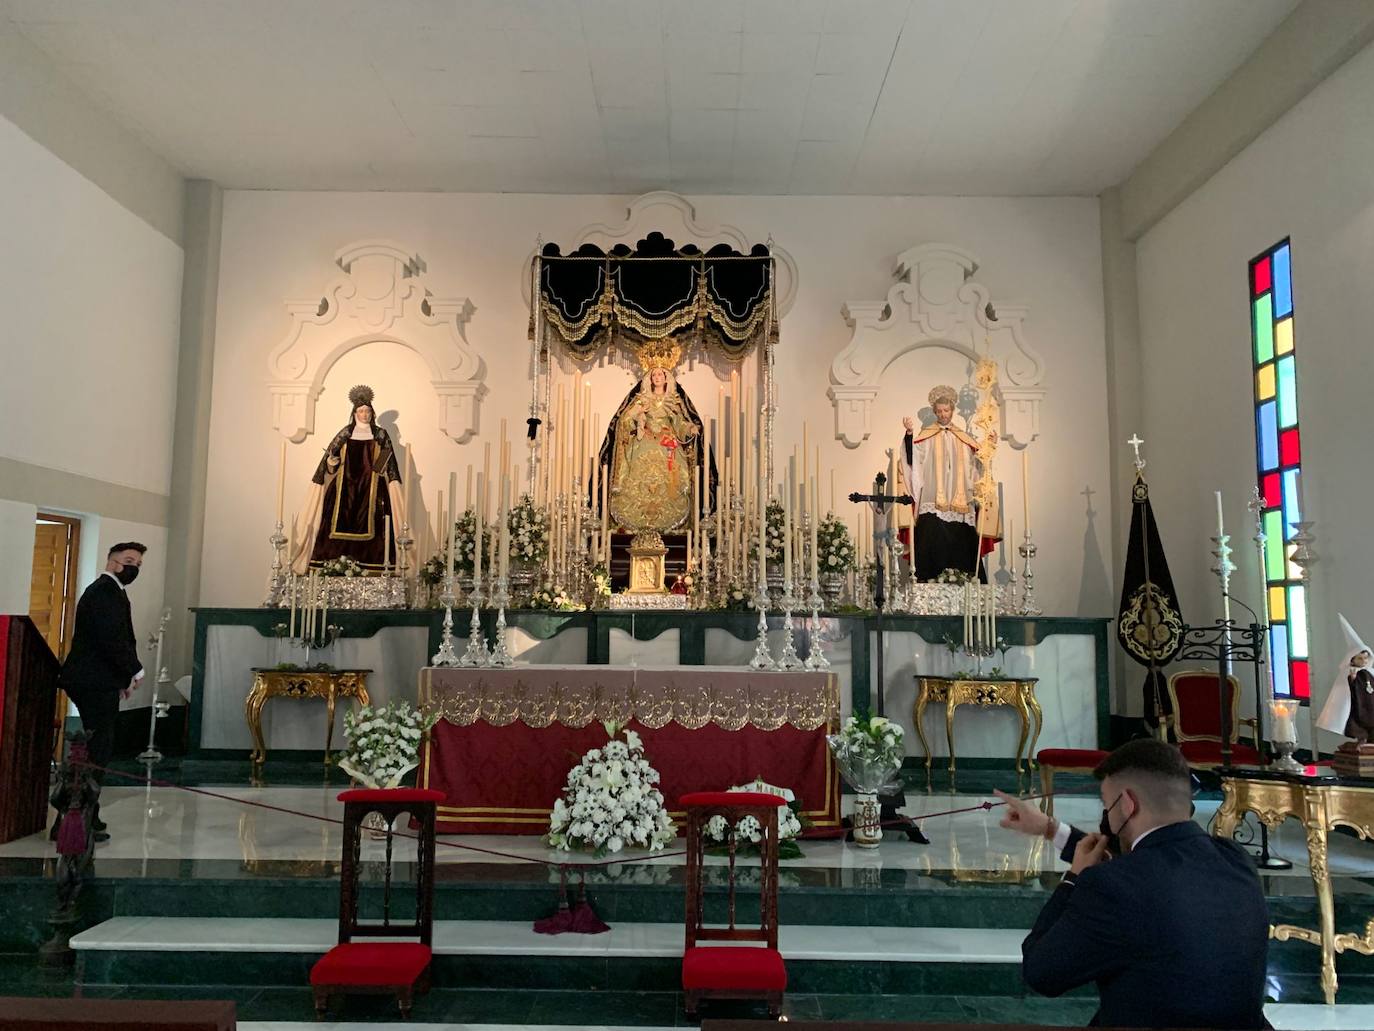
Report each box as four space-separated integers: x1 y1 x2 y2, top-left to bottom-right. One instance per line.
533 232 773 360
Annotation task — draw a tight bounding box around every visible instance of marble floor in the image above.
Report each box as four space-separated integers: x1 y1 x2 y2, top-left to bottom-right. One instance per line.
3 780 1373 879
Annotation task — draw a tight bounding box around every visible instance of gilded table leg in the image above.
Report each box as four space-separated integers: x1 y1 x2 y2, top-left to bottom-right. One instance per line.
1012 691 1031 775
914 689 933 771
324 685 338 766
945 699 958 774
1025 686 1044 768
1213 781 1243 839
1302 792 1338 1005
245 676 270 766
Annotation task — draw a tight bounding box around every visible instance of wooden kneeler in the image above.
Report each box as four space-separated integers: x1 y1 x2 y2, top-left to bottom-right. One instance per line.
680 791 787 1019
310 788 443 1020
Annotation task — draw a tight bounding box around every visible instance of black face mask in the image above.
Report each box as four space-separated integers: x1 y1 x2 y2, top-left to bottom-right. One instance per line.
115 564 139 586
1099 793 1125 856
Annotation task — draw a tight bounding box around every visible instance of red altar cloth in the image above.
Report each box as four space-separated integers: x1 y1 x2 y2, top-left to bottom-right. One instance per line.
416 665 840 836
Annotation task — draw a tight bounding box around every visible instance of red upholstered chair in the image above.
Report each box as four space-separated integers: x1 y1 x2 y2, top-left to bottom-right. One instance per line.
1036 749 1110 817
1166 670 1262 768
310 787 444 1019
680 791 787 1020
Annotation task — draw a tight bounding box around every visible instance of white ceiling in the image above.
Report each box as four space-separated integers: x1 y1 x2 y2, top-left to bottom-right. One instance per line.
0 0 1299 195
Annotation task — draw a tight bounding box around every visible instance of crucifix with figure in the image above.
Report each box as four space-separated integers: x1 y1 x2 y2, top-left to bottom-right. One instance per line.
845 466 928 846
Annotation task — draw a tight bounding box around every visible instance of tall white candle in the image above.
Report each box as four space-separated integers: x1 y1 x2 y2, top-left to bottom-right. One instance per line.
757 479 766 584
289 573 296 638
473 472 483 585
384 514 391 571
401 445 412 532
784 456 795 589
276 437 286 523
1215 490 1225 539
1021 449 1031 535
810 475 819 582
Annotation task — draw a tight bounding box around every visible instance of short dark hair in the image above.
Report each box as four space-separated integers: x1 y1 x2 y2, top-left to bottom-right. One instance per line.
1094 738 1192 813
108 542 147 557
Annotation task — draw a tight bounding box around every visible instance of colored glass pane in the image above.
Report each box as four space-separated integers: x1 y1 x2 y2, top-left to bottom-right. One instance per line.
1289 585 1309 658
1269 585 1287 622
1275 317 1294 355
1292 660 1310 700
1254 295 1274 362
1253 256 1271 296
1276 356 1297 427
1263 510 1285 580
1258 402 1279 470
1279 427 1300 466
1274 244 1293 317
1256 363 1276 400
1282 469 1302 539
1270 625 1291 697
1262 472 1281 508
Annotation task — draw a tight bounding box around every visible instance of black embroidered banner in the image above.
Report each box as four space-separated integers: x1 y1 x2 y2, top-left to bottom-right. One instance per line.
536 232 772 359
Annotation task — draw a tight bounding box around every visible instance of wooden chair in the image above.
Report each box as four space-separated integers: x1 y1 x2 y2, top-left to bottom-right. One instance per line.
1166 670 1262 768
681 791 787 1020
310 787 444 1019
1035 749 1109 817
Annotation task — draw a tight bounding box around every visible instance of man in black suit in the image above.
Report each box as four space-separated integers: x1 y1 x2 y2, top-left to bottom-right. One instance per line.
996 739 1269 1029
58 542 146 842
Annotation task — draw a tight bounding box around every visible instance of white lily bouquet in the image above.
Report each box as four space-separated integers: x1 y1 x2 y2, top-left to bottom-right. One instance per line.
704 778 806 859
545 720 676 857
337 700 437 788
827 714 905 795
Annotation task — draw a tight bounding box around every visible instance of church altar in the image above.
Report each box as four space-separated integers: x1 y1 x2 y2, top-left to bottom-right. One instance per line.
188 608 1109 769
417 664 839 834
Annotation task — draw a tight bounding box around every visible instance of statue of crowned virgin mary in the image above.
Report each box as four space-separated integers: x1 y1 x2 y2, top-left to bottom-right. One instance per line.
600 342 710 536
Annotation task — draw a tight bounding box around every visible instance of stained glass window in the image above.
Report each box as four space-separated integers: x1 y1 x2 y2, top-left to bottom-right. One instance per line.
1250 239 1307 699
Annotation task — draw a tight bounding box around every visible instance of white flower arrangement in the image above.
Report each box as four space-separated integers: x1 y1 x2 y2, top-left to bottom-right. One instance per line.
763 500 785 563
827 714 905 794
526 580 585 611
703 778 805 859
507 494 549 565
337 700 437 789
817 513 856 572
545 720 676 857
320 556 366 578
448 510 494 575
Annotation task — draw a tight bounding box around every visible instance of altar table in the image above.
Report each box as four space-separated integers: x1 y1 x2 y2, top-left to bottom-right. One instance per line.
417 665 840 835
1217 766 1374 1005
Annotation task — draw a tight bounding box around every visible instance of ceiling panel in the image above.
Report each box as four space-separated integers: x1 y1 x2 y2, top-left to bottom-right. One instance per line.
0 0 1301 194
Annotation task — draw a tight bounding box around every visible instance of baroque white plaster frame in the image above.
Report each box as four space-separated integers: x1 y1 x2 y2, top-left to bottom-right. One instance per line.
828 244 1046 449
267 240 483 443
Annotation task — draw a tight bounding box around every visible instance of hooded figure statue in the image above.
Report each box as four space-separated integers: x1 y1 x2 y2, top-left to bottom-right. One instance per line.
1316 614 1374 742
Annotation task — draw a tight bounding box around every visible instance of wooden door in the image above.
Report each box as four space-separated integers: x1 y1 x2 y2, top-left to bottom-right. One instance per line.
29 516 79 659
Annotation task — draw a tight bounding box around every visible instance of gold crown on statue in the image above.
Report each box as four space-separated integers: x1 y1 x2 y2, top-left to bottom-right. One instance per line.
348 384 375 408
636 340 682 373
928 384 958 408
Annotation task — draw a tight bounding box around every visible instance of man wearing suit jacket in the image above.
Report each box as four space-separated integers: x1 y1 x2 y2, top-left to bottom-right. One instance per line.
58 542 146 842
996 739 1269 1029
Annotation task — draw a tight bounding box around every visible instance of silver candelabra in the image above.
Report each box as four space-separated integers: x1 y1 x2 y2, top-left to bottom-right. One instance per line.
803 580 829 671
138 609 173 763
264 520 288 606
432 568 462 666
775 582 803 670
1017 530 1041 616
748 580 775 671
489 574 514 667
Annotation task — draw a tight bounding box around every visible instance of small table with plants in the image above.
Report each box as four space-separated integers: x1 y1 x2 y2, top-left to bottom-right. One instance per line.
245 666 371 766
912 674 1042 774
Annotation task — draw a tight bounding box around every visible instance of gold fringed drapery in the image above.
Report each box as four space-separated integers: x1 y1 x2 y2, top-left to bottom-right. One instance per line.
532 232 776 364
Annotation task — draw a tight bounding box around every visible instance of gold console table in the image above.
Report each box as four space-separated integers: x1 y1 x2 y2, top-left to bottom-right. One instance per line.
913 675 1041 773
1216 768 1374 1005
246 667 371 766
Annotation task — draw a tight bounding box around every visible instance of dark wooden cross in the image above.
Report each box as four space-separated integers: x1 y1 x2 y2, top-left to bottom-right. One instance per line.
847 469 913 613
843 470 927 847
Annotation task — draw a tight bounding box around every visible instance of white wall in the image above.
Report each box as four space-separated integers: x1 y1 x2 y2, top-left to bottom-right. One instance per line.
0 110 182 690
0 112 183 494
1137 40 1374 747
204 191 1111 624
0 500 36 613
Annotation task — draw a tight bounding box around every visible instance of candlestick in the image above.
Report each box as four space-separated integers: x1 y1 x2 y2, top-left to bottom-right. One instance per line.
783 457 795 590
275 437 286 523
1018 530 1041 616
289 573 296 638
810 475 819 582
1021 448 1031 534
384 514 392 572
1215 490 1225 540
401 445 412 533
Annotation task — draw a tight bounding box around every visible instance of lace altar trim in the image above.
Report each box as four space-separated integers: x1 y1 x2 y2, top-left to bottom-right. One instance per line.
420 666 838 732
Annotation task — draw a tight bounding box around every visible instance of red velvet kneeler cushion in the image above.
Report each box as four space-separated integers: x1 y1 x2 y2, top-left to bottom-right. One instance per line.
310 942 432 986
680 791 786 809
1036 749 1109 770
682 945 787 991
337 788 446 805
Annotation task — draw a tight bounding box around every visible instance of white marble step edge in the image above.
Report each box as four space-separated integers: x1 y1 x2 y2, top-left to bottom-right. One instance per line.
71 917 1027 964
